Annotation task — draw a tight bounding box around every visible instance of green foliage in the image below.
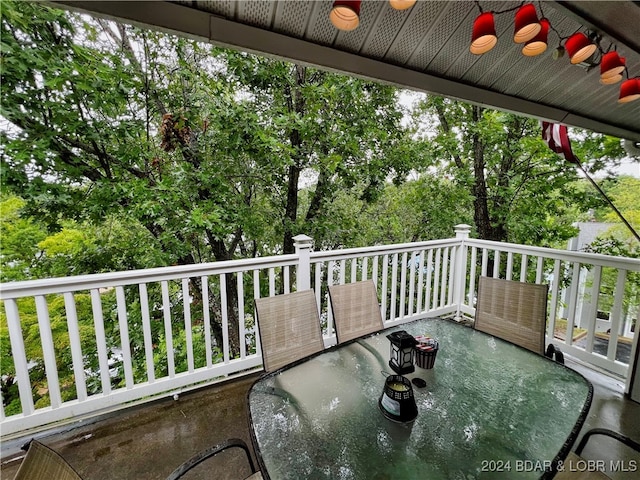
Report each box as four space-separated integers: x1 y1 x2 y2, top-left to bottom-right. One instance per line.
408 96 624 247
0 196 47 281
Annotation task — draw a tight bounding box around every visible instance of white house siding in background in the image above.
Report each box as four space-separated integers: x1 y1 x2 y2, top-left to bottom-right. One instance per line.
566 222 634 337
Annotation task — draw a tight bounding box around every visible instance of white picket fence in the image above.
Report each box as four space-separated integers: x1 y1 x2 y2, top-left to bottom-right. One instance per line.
1 226 639 437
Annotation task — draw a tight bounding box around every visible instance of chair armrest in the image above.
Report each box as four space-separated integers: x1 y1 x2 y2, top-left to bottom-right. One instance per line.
575 428 640 456
165 438 257 480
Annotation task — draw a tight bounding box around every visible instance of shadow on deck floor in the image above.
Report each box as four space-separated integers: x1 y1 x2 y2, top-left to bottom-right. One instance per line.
1 361 639 479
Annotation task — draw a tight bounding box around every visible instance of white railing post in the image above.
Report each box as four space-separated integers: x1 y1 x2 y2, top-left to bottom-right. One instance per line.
294 234 313 292
453 224 471 321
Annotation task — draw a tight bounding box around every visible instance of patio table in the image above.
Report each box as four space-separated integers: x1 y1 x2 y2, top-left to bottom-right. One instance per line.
248 318 592 479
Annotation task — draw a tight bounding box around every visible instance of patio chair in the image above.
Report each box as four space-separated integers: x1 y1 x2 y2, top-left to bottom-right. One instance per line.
14 439 83 480
554 428 640 479
328 280 384 343
17 438 262 480
474 276 548 355
255 289 325 372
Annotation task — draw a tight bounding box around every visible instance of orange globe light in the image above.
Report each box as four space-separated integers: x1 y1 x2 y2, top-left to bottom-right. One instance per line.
565 32 596 64
514 4 541 43
330 1 361 31
522 18 549 57
470 12 497 55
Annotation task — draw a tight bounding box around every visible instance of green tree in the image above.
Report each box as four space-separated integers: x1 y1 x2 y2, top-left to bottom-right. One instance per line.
0 196 47 281
1 1 412 359
225 55 414 253
410 97 626 246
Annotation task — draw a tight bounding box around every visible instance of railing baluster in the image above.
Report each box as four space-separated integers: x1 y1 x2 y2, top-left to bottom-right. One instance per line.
390 253 399 321
424 249 433 312
372 255 379 290
481 248 488 277
327 260 336 334
350 258 358 283
90 289 111 395
506 252 514 280
520 254 528 282
607 270 627 361
468 247 478 307
64 293 88 400
202 276 213 366
400 252 408 318
535 257 544 283
181 279 194 372
381 254 389 321
314 263 322 325
284 266 290 294
220 274 230 363
493 251 501 278
408 252 416 316
4 299 33 416
253 270 262 359
565 263 582 347
339 259 346 284
139 284 155 383
268 268 275 296
161 281 175 378
447 247 455 306
416 251 423 314
584 266 602 354
362 257 368 281
236 273 245 360
433 248 441 309
440 247 449 307
548 260 561 340
35 295 62 408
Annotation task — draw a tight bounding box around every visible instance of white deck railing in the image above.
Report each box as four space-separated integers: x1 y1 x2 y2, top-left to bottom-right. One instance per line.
1 226 639 437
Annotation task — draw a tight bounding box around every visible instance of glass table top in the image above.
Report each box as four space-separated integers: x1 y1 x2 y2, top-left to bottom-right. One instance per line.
248 318 592 480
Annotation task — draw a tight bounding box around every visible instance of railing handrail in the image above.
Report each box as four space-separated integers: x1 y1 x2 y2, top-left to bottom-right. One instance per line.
310 238 460 262
465 238 640 271
0 254 300 299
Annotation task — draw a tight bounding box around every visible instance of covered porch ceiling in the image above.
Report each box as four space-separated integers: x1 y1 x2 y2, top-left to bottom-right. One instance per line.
52 1 640 142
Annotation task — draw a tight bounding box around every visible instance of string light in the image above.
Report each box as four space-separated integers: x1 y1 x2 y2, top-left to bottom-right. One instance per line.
618 78 640 103
329 1 361 31
389 0 416 10
513 4 541 44
522 18 549 57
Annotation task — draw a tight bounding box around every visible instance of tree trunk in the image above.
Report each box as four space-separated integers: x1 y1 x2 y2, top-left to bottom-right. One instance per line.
471 106 507 243
283 65 307 255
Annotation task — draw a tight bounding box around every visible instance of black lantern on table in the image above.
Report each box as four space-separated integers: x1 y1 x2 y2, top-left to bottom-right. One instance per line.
387 330 417 375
